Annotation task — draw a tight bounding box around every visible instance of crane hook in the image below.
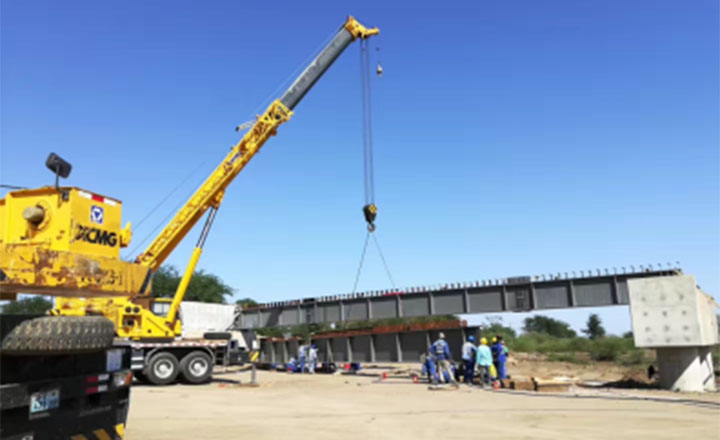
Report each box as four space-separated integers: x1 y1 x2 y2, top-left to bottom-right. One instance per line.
363 203 377 232
376 62 383 77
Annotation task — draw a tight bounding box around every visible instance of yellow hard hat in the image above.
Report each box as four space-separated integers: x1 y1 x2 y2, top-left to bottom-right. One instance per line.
492 336 497 343
480 337 488 345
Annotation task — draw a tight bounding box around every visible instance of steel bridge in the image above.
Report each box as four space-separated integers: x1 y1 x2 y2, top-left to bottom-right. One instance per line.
236 266 683 329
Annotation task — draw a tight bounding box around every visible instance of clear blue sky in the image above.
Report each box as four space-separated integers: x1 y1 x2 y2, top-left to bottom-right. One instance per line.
2 1 718 335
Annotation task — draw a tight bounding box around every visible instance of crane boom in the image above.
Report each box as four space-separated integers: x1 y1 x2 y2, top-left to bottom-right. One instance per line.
136 16 378 273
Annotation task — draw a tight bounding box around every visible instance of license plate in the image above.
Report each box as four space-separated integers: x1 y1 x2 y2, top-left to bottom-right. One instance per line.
106 348 123 372
29 389 60 414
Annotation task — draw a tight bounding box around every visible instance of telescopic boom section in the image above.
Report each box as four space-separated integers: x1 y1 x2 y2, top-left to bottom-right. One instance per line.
135 17 378 273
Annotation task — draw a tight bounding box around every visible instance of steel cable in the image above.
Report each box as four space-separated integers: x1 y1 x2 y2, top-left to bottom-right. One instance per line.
372 232 395 289
352 231 371 294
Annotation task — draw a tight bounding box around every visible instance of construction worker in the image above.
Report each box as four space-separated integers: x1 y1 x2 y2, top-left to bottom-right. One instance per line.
492 336 508 380
286 356 298 373
298 343 308 373
461 335 477 386
431 332 457 386
490 336 500 375
420 350 439 383
475 337 493 388
498 338 509 379
308 344 318 374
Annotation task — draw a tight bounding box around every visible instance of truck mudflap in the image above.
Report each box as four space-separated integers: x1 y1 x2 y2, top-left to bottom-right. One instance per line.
0 346 132 440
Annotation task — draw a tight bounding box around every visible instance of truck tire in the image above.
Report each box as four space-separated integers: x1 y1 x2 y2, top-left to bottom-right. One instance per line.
144 352 179 385
180 350 213 384
0 316 114 355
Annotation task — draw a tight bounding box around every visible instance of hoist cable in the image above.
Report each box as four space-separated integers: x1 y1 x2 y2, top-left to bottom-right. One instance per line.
372 232 396 289
352 35 396 292
352 230 371 294
359 39 376 206
359 40 370 205
363 41 376 203
0 184 26 190
132 160 208 231
124 170 209 259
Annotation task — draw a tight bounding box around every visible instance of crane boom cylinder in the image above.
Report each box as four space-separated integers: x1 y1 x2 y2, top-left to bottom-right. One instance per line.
280 28 353 110
280 16 379 110
165 206 218 325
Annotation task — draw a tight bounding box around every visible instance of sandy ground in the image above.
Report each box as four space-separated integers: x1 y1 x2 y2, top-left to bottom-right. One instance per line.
125 367 720 440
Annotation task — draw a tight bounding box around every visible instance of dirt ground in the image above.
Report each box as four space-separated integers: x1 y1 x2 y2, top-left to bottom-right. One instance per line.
125 364 720 440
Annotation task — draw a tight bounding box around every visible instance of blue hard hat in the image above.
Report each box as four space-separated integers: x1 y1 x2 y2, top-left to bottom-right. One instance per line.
468 335 475 342
311 344 317 349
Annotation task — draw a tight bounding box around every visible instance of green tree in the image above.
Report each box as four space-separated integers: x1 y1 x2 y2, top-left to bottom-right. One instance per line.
151 265 233 304
1 296 53 314
583 313 606 340
523 315 576 338
235 297 259 309
481 317 517 342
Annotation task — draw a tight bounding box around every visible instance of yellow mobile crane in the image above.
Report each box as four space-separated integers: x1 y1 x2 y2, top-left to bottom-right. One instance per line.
0 17 379 388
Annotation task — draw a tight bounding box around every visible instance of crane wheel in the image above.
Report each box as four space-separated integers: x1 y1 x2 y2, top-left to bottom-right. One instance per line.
144 352 180 385
180 351 213 384
0 316 114 355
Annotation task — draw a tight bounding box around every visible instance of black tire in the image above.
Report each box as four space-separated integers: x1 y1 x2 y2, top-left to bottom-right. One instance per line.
179 351 213 384
144 352 179 385
203 332 231 340
0 316 114 355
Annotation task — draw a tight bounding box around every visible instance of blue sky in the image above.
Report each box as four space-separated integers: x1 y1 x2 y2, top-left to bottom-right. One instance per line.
2 1 718 334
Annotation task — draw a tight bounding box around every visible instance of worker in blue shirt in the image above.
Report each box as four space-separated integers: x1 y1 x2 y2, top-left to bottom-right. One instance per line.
490 336 500 374
421 350 439 383
461 335 477 386
492 336 508 380
298 343 308 373
431 332 458 386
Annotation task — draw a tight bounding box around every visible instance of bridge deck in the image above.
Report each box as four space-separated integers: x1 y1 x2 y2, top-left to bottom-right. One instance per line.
237 269 681 329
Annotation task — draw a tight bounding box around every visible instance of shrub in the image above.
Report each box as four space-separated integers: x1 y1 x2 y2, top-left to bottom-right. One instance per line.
512 333 586 354
523 315 576 338
510 328 648 366
511 335 537 353
480 320 517 343
619 348 649 366
547 352 589 365
589 337 628 362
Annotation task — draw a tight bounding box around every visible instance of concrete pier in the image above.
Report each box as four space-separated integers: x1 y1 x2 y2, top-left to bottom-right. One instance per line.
656 346 716 392
628 275 718 392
